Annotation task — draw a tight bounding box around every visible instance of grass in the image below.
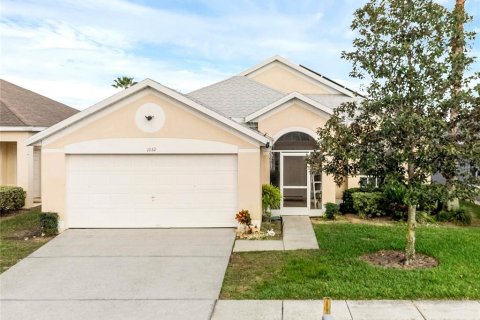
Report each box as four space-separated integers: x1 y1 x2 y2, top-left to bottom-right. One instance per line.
0 209 54 273
221 222 480 300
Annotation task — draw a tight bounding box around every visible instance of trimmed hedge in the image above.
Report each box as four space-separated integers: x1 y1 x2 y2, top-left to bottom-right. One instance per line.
340 188 362 213
325 202 339 220
0 186 26 213
437 207 472 225
352 192 384 218
39 212 59 236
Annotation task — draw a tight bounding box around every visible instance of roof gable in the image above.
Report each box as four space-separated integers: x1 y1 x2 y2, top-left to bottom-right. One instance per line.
245 92 335 122
26 79 270 146
239 55 357 98
0 79 79 127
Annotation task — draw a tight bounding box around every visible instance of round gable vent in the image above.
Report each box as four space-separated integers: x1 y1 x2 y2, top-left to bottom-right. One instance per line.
135 103 165 133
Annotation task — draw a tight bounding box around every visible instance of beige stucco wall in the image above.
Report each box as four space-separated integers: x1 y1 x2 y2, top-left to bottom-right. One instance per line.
247 61 338 95
260 149 270 185
336 181 347 202
46 91 256 149
41 90 263 229
348 176 361 189
257 101 337 208
0 142 17 185
0 131 36 207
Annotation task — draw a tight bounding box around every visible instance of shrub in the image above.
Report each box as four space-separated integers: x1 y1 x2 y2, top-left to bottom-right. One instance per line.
437 207 472 225
325 202 339 220
340 188 362 213
0 186 26 213
236 209 252 232
39 212 59 236
352 192 384 218
262 184 281 222
382 177 407 216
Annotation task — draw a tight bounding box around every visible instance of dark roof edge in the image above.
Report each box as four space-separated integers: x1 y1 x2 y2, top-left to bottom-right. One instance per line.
299 65 366 98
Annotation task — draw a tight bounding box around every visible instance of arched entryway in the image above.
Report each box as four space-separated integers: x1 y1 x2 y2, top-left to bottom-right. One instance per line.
270 131 322 214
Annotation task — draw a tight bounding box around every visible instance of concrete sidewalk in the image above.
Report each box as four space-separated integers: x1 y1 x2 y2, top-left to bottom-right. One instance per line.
211 300 480 320
233 216 319 252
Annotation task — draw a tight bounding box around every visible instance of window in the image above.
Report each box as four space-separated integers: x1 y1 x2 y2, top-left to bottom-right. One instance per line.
273 132 317 151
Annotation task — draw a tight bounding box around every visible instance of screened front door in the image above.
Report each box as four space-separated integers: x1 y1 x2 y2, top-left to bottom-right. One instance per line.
281 153 308 210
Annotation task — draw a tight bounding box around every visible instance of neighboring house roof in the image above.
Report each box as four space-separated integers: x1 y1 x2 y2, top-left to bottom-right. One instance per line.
238 55 358 98
187 76 285 119
26 79 270 146
0 79 78 128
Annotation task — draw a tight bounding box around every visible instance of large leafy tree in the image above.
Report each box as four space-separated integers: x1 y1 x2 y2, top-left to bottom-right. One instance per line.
439 0 479 210
308 0 479 265
112 76 137 89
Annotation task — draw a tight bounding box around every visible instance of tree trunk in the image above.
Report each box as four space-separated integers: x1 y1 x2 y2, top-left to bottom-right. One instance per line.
446 0 465 211
405 204 417 265
405 162 416 265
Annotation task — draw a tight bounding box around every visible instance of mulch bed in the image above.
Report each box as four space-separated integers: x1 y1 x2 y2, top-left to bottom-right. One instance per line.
361 250 438 269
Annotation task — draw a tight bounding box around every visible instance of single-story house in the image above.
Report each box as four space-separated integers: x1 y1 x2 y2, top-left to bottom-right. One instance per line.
0 80 78 207
26 56 363 230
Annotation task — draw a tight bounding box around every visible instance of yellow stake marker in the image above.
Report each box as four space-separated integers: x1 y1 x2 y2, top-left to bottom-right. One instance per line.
323 297 331 315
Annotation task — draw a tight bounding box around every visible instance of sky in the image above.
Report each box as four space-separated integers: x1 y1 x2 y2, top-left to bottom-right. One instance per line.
1 0 479 110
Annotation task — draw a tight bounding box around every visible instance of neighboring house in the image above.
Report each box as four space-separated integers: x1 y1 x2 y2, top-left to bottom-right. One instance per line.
26 56 363 230
0 80 78 207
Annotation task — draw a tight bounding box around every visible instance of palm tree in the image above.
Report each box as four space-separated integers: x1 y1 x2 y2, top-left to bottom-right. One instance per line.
112 76 137 89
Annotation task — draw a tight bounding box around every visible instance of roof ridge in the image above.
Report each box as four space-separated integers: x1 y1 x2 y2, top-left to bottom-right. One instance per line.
0 101 27 126
188 76 238 95
188 75 284 97
238 75 286 96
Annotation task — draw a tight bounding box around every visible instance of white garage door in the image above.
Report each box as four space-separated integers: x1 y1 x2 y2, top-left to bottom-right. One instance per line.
67 154 237 228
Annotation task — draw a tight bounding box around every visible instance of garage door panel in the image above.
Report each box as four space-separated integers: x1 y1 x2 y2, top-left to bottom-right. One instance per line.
67 154 237 228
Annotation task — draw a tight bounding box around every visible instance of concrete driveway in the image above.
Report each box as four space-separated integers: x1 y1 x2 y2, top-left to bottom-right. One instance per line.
0 228 235 320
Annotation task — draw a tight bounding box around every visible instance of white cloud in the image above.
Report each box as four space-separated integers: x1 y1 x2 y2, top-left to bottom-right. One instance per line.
1 0 477 110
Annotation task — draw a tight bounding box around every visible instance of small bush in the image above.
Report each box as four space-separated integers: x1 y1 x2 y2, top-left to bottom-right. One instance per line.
39 212 59 236
437 207 472 225
352 192 384 218
325 202 339 220
340 188 362 213
0 186 26 213
262 184 281 222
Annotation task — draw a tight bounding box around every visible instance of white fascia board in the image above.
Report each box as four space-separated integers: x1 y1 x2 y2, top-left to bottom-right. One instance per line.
244 92 334 122
1 126 47 132
238 55 355 98
25 79 270 146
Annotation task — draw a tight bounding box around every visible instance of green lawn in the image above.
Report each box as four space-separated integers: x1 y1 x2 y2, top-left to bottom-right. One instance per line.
221 222 480 300
0 210 53 273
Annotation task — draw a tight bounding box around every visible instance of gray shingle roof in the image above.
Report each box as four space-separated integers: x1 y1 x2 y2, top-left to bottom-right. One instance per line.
187 76 285 119
306 94 363 110
0 79 79 127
